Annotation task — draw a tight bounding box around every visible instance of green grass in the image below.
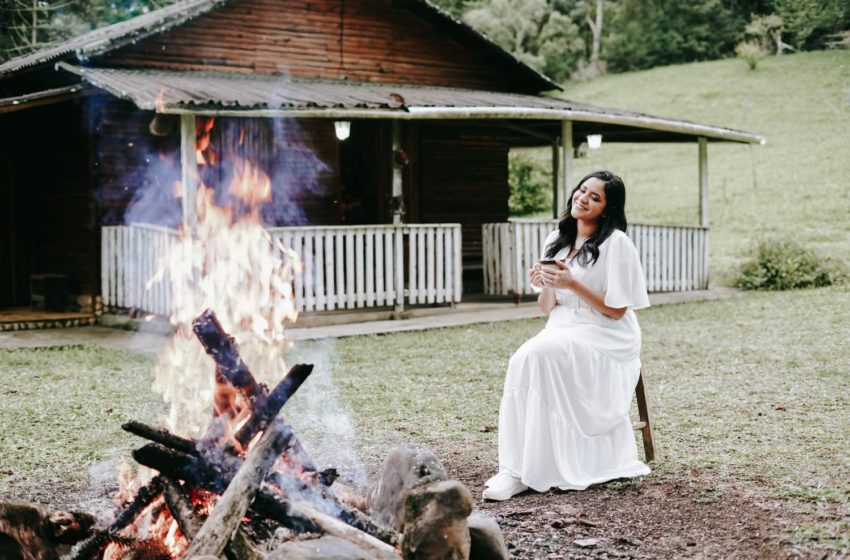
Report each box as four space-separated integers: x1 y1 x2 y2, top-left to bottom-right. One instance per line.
1 287 849 550
537 50 850 284
0 346 163 496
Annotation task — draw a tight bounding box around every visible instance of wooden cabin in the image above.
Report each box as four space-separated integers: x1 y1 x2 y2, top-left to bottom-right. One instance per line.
0 0 763 320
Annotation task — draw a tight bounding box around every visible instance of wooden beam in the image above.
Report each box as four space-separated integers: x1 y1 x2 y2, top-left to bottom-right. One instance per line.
391 120 403 226
180 115 198 231
699 137 708 227
556 120 573 215
551 138 559 219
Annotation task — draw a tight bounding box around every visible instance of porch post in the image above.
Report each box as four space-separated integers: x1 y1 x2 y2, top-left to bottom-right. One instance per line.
391 121 404 226
698 137 708 226
551 138 559 219
180 114 199 230
557 120 573 214
391 120 405 316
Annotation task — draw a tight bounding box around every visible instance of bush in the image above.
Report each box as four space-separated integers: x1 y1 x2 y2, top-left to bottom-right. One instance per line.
735 238 839 290
508 152 552 216
735 41 768 70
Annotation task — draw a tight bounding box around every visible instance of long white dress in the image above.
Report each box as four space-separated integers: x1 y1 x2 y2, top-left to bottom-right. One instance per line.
492 229 651 492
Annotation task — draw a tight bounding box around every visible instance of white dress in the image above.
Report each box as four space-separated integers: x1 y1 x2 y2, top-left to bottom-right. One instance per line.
492 229 651 492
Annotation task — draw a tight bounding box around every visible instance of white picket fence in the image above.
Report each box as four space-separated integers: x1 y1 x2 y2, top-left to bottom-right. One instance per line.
101 223 462 315
482 220 709 295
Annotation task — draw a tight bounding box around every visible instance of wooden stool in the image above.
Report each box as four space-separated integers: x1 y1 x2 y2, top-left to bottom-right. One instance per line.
632 369 655 462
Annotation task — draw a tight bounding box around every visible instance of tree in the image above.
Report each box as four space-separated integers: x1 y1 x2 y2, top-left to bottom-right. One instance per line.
745 14 794 55
581 0 606 78
0 0 177 63
604 0 744 72
773 0 847 50
463 0 585 82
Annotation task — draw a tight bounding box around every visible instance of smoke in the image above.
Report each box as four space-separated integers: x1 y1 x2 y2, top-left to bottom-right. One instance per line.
282 338 369 489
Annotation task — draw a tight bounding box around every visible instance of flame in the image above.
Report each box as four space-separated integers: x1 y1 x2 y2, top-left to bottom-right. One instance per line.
148 118 299 440
110 118 302 558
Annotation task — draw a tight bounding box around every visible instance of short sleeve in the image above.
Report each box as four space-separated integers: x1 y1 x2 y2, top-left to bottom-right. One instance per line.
531 230 560 294
604 232 650 310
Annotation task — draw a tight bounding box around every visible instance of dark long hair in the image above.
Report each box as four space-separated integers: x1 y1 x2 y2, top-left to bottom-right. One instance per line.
544 170 627 266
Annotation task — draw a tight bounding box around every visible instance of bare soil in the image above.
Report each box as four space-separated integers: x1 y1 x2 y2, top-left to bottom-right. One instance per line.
446 457 841 560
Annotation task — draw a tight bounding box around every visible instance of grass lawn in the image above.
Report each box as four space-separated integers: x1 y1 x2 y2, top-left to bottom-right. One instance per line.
1 286 848 554
525 50 850 284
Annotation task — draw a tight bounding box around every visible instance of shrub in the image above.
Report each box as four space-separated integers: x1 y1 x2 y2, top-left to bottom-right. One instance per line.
735 238 839 290
735 41 768 70
508 152 552 216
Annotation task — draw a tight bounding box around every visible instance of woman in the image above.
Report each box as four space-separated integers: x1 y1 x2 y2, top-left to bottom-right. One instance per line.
483 170 651 501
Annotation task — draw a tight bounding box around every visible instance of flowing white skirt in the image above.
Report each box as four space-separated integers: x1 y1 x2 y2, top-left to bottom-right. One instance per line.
494 310 650 492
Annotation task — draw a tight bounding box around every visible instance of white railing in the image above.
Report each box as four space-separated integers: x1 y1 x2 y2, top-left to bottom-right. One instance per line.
101 223 179 316
482 220 709 295
102 223 462 315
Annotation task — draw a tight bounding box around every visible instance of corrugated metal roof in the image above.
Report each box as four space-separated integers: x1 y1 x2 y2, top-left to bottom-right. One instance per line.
0 0 230 78
58 64 764 144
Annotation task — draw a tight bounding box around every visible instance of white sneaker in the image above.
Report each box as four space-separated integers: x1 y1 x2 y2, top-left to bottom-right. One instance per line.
482 471 528 501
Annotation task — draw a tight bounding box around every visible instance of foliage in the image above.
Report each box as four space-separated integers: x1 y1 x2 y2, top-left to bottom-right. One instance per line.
508 150 552 216
603 0 745 72
773 0 849 50
0 0 177 63
462 0 585 82
735 238 839 290
735 41 768 69
745 14 786 55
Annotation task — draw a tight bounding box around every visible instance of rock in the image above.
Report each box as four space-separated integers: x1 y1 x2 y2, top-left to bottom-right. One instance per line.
467 511 509 560
401 480 473 560
267 535 398 560
574 538 599 548
367 444 448 531
0 501 95 560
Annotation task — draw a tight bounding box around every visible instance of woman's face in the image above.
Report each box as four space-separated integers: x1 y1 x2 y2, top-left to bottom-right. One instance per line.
570 177 607 223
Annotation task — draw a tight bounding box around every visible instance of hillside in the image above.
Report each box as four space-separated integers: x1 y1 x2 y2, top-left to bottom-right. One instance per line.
557 51 850 283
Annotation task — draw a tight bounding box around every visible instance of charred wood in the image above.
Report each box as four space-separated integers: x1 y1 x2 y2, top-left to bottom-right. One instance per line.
122 421 199 457
134 442 321 534
234 363 313 448
191 310 317 470
62 477 164 560
256 492 400 558
183 419 291 558
192 309 267 409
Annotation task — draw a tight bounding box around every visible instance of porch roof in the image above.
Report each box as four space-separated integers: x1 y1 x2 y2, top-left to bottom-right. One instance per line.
58 64 765 145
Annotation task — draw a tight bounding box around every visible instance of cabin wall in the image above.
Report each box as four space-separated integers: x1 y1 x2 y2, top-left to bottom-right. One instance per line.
100 0 521 92
0 99 96 308
411 122 509 283
91 100 346 228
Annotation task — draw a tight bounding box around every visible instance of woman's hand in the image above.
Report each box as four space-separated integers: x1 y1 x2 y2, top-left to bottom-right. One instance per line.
539 261 575 289
529 264 545 288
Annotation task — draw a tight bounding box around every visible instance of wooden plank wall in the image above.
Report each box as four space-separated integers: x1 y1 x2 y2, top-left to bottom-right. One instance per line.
0 99 97 305
414 123 510 263
92 101 342 228
101 0 516 92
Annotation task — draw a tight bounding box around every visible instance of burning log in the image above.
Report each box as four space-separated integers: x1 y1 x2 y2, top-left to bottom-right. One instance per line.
162 481 264 560
191 309 267 408
192 310 317 471
258 492 400 558
183 419 290 558
131 442 398 548
63 477 165 560
122 421 199 457
234 363 313 448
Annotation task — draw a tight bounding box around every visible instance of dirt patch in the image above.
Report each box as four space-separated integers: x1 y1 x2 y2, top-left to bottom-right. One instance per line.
446 458 838 559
